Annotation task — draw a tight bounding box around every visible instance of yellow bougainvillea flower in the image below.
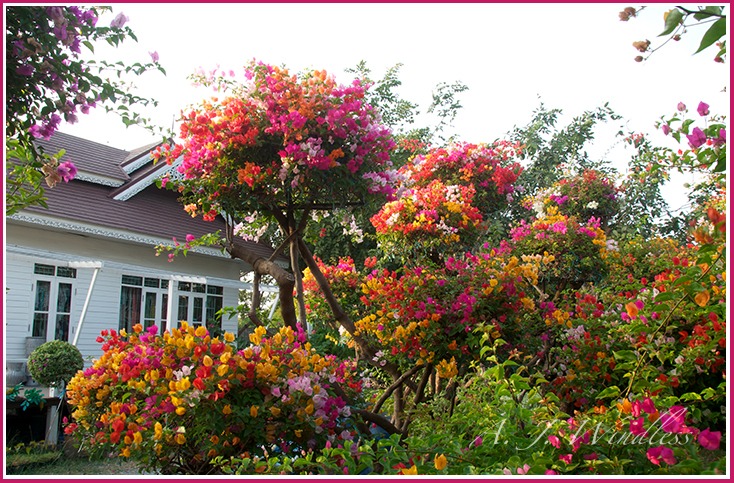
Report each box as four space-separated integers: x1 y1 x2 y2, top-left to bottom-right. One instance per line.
401 465 418 475
175 433 186 445
223 405 232 415
224 332 235 342
434 454 448 470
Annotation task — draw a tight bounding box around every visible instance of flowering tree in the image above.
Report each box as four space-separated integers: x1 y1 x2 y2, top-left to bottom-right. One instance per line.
5 6 166 215
156 60 410 382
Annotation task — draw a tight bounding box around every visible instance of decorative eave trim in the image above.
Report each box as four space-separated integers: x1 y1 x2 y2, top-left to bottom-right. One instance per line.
7 212 232 260
74 172 126 187
113 157 183 201
121 152 155 175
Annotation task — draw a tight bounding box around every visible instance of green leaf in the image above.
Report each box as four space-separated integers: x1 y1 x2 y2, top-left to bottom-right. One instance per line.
614 350 637 362
654 291 675 303
659 9 683 37
596 386 620 399
695 18 727 53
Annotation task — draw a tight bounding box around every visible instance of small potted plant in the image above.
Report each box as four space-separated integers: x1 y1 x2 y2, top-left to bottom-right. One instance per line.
27 340 84 388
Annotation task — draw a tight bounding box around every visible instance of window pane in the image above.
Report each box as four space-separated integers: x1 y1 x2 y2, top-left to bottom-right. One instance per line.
178 282 191 292
122 275 143 286
161 280 169 290
34 281 50 311
119 286 142 332
55 314 70 342
162 294 168 321
144 278 160 288
206 296 223 332
207 285 223 295
178 296 188 323
57 283 72 314
193 297 203 323
192 283 206 294
57 267 77 278
32 313 48 338
144 292 157 319
34 264 55 276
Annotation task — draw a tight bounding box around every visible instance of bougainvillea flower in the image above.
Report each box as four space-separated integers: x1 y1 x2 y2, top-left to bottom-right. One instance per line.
698 429 722 450
697 101 710 116
686 127 707 148
647 446 676 465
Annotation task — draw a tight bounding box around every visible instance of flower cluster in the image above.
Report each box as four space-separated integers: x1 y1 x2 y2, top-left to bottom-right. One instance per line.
153 60 396 217
371 179 484 255
524 169 619 225
400 141 524 213
65 322 365 474
353 248 542 367
509 206 608 285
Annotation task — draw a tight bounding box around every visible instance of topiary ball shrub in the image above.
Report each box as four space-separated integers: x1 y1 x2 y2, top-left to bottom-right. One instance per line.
28 340 84 388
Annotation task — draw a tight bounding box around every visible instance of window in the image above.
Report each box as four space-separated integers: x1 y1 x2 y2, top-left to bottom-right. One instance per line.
31 263 76 342
176 283 224 331
119 275 169 333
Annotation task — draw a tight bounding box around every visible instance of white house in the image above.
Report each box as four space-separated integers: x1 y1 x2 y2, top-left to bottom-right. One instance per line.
4 132 282 442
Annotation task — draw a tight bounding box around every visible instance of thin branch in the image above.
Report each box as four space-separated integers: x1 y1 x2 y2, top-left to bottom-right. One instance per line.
372 364 425 415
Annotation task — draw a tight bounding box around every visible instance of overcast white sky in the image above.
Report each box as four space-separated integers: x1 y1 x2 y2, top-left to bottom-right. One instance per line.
59 3 729 210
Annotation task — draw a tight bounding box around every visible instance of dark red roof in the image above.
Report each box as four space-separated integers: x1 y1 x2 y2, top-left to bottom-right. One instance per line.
16 132 283 261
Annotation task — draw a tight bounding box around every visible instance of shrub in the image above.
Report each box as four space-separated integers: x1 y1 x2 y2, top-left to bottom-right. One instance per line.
27 340 84 388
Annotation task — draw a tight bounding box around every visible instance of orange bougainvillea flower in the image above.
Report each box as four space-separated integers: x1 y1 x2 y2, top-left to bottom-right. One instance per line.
434 454 448 470
617 398 632 414
401 465 418 475
624 302 639 318
695 290 711 307
250 406 259 418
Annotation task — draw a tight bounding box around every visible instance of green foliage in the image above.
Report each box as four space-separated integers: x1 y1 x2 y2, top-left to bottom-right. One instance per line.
27 340 84 388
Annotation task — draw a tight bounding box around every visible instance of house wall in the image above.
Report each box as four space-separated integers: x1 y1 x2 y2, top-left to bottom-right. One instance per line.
5 223 247 364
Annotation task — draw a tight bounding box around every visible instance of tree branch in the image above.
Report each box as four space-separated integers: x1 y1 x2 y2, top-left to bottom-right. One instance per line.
372 364 425 415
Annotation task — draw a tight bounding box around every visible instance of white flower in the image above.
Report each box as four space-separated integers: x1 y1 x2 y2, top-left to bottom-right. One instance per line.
586 201 599 210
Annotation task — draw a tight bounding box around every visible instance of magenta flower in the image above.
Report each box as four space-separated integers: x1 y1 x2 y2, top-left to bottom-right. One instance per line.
629 417 647 437
548 435 560 448
110 12 129 28
660 406 686 433
545 470 558 475
697 101 710 116
16 65 35 76
473 436 483 447
713 128 726 147
677 102 686 112
559 454 573 464
583 453 598 461
661 124 671 135
698 429 721 450
186 234 195 242
57 161 77 182
647 446 676 465
149 51 159 63
686 127 707 148
640 397 656 415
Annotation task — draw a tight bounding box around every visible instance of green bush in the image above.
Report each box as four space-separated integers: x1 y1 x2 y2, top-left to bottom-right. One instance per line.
27 340 84 388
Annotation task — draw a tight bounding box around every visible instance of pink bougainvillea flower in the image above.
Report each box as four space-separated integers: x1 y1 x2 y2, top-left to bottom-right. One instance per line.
149 51 159 62
545 470 557 475
712 128 726 147
629 417 647 437
659 405 687 433
559 454 573 464
583 453 598 461
661 124 671 135
698 429 722 450
697 101 710 116
548 435 560 448
110 12 129 28
677 102 686 111
57 161 77 182
686 127 707 148
186 234 195 242
16 65 35 76
640 397 656 415
647 446 676 465
516 464 530 475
